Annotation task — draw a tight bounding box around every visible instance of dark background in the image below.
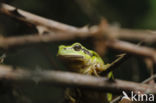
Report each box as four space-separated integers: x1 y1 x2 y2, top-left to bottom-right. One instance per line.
0 0 155 103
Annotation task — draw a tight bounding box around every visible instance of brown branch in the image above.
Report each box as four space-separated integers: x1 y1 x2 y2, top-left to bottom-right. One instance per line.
0 65 156 94
0 32 90 49
106 40 156 62
1 3 156 43
0 3 75 31
117 29 156 43
0 3 89 34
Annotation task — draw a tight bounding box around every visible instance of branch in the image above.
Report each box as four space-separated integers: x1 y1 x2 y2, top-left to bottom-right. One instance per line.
0 65 156 94
117 29 156 43
0 32 90 49
106 40 156 62
0 3 88 34
1 3 156 43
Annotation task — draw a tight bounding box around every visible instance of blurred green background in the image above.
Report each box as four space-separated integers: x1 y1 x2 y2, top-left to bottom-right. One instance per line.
0 0 156 103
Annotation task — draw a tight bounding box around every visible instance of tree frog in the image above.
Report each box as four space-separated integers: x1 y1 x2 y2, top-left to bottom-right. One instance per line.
57 43 113 76
57 43 115 103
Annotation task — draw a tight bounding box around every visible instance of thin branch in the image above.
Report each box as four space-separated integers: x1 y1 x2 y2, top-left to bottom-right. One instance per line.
0 3 89 34
0 65 156 94
106 40 156 62
1 3 156 43
142 74 156 84
0 31 92 49
117 29 156 43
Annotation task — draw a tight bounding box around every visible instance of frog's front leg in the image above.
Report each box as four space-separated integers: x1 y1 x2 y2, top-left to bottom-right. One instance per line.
99 53 126 72
81 66 92 75
95 63 111 73
103 64 111 71
65 88 76 103
82 66 100 76
92 68 100 77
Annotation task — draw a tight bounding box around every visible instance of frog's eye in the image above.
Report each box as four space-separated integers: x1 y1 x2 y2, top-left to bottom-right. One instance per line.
73 45 82 51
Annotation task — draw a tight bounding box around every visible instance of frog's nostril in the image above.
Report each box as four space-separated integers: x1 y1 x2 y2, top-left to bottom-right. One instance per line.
64 48 66 50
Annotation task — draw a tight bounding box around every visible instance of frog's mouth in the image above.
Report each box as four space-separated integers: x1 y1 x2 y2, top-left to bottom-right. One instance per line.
58 55 86 72
57 55 84 61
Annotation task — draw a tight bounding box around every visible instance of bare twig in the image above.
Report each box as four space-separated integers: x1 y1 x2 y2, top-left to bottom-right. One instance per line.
117 29 156 43
0 3 89 34
142 74 156 84
106 40 156 62
0 32 91 48
0 65 156 94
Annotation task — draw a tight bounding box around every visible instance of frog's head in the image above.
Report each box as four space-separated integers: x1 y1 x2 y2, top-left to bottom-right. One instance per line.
57 43 92 61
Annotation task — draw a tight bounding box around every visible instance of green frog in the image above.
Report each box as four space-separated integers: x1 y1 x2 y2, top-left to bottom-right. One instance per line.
57 43 120 103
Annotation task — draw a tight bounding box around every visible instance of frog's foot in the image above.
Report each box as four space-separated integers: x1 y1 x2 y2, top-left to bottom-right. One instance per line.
92 68 100 77
107 93 113 102
83 66 100 76
65 89 76 103
107 72 115 82
82 67 92 75
65 93 76 103
68 95 76 103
